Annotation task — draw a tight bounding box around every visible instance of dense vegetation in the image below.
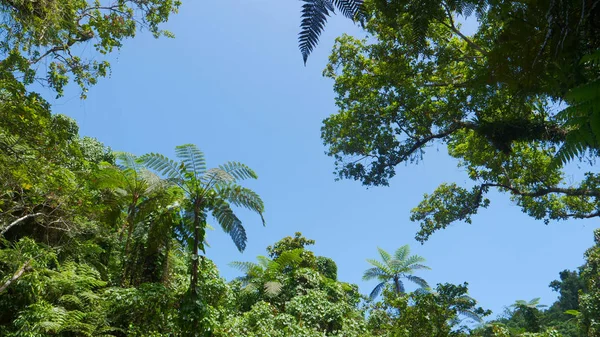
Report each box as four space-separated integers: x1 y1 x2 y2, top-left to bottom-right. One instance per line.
1 0 599 336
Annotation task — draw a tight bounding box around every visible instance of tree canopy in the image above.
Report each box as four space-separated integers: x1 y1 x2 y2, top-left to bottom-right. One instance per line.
320 0 600 242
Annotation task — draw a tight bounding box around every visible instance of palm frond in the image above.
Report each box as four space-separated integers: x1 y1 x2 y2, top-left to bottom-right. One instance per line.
369 282 386 300
211 200 246 252
175 144 206 177
219 161 258 181
394 245 410 262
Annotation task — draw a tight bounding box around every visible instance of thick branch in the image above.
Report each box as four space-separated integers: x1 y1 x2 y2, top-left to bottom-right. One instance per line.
0 261 32 294
30 31 94 64
1 212 44 237
393 121 475 165
482 183 600 198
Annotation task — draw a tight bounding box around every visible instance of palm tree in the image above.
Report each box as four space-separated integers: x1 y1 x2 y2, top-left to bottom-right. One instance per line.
298 0 363 64
142 144 265 298
363 245 430 300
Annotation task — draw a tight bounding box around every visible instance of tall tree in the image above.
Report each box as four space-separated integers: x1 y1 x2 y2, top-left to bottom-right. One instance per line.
142 144 265 322
363 245 430 299
320 0 600 242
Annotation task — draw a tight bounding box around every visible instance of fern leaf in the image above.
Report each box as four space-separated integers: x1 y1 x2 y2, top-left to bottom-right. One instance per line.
368 282 386 300
175 144 206 177
299 0 335 64
264 281 283 296
211 200 246 252
217 184 265 225
142 153 185 182
394 245 410 262
332 0 363 18
219 161 258 181
377 247 391 263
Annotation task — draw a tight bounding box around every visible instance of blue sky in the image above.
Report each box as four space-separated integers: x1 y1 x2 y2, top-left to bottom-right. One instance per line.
46 0 597 318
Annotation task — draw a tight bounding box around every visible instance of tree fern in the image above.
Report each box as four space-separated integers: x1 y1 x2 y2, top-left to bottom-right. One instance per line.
298 0 364 64
363 245 430 300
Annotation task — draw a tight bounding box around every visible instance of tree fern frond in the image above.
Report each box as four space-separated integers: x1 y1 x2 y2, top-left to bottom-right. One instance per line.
211 201 246 252
276 248 303 267
402 255 428 268
409 263 431 270
142 153 185 183
229 261 258 273
256 255 273 270
264 281 283 297
459 309 484 323
331 0 363 18
175 144 206 177
115 152 143 172
219 161 258 181
365 258 393 275
394 245 410 262
363 267 387 280
299 0 335 64
217 184 266 225
203 168 236 186
298 0 364 63
377 247 391 263
369 282 386 300
405 275 429 289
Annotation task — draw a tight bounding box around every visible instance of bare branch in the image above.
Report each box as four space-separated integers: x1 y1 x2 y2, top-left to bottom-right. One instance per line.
1 213 44 237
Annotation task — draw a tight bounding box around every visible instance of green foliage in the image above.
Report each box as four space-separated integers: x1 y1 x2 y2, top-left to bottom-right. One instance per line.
368 282 491 336
0 0 180 97
224 234 367 337
320 0 600 241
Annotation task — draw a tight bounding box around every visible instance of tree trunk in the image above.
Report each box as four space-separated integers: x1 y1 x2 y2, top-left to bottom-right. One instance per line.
121 196 138 286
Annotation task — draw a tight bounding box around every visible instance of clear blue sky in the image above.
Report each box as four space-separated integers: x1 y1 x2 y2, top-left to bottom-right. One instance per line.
46 0 597 319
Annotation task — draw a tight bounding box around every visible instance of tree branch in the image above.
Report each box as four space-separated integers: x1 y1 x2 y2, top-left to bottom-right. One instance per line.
1 213 44 237
439 3 489 56
481 183 600 198
0 261 33 294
